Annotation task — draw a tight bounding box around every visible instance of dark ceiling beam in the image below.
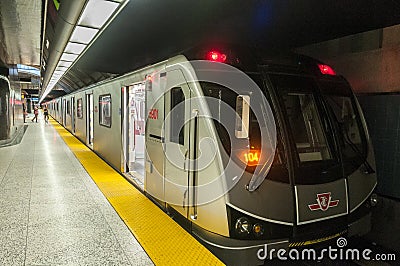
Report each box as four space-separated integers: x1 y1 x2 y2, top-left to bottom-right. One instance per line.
56 82 73 93
23 89 40 95
57 77 77 92
74 68 97 84
64 69 87 88
46 89 66 100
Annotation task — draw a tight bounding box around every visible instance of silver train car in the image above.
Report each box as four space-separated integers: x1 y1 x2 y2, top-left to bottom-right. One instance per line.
0 75 24 143
47 47 377 265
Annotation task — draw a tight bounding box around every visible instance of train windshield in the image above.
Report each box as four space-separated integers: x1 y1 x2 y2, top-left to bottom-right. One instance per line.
270 75 334 163
318 80 368 175
269 74 343 184
269 74 368 183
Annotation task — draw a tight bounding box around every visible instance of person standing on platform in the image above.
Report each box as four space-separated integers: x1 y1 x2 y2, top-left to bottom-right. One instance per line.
31 106 38 123
23 104 27 123
43 107 49 124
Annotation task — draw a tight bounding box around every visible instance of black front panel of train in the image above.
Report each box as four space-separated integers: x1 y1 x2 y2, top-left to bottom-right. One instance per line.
266 73 370 239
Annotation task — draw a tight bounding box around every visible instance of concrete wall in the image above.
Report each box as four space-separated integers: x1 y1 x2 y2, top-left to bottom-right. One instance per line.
297 25 400 94
367 196 400 253
297 25 400 199
357 95 400 198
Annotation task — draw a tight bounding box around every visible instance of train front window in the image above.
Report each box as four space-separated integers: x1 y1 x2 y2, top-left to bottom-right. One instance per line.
319 80 367 173
200 82 270 165
199 81 289 185
271 75 332 163
326 96 362 147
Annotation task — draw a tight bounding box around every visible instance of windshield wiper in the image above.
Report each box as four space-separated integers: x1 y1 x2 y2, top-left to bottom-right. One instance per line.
340 122 375 174
325 95 375 174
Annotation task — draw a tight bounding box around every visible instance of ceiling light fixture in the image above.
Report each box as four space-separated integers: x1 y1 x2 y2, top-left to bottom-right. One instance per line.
39 0 129 103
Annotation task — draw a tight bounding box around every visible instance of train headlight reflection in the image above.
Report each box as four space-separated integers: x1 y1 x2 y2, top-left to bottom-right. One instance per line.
370 193 378 207
235 217 251 235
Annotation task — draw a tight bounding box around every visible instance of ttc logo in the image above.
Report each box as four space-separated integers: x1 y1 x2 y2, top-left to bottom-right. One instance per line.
308 192 339 211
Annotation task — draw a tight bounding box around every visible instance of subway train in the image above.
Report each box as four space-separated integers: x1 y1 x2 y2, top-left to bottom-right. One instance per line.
47 46 377 265
0 74 24 143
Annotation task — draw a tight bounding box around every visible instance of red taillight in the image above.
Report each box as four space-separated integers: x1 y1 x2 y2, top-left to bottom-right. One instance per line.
318 64 336 75
206 51 227 63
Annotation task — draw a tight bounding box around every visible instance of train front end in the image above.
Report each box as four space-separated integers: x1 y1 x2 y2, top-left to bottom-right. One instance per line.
193 50 377 265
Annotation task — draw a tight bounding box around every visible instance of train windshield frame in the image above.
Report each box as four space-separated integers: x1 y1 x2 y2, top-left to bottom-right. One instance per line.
199 81 288 182
269 74 342 184
269 73 368 184
318 79 369 175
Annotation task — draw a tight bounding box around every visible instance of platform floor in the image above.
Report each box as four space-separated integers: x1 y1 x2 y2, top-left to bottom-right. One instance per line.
0 115 153 265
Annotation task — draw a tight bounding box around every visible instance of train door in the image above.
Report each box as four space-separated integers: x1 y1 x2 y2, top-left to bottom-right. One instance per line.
122 83 146 181
163 69 192 220
86 93 94 147
71 96 75 133
145 72 166 204
62 99 66 125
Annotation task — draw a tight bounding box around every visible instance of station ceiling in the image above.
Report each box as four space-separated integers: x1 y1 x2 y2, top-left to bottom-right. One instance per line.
1 0 400 101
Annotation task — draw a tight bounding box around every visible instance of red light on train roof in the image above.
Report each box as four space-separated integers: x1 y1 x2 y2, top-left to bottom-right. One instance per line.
318 64 336 75
206 51 227 63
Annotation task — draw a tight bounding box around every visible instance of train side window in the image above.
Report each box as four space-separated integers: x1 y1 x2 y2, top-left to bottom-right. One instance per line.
77 98 83 119
67 100 70 115
99 94 112 127
235 95 250 139
170 87 185 145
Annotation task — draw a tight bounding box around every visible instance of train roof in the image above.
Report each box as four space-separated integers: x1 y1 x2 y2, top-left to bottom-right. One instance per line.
182 43 343 79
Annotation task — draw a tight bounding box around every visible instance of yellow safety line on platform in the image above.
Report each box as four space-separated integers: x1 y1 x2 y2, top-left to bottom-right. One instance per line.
49 119 224 266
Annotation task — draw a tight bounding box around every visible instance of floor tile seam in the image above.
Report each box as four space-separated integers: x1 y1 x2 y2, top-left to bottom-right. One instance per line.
0 139 20 186
23 124 35 266
49 122 155 265
122 232 216 266
80 176 155 266
39 124 101 206
48 120 145 266
108 202 209 251
47 123 94 184
49 120 221 265
92 175 221 263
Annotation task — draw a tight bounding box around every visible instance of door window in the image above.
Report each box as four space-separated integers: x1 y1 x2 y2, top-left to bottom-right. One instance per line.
99 94 111 127
77 98 83 118
169 87 185 145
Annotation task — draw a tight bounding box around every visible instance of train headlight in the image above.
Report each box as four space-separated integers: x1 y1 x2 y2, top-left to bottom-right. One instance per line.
370 193 378 207
235 217 251 235
253 223 264 237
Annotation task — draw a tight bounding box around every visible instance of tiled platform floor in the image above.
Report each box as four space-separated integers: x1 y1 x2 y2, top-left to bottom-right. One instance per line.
0 114 153 265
